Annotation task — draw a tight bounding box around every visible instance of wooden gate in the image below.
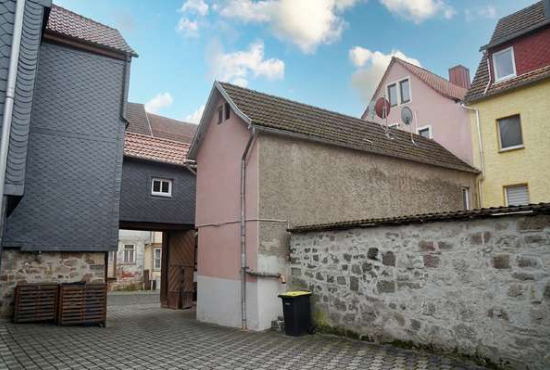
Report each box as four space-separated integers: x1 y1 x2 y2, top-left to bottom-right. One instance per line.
161 230 196 309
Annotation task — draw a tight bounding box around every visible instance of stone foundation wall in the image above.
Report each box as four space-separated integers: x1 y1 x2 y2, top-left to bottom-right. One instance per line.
289 215 550 370
0 250 105 317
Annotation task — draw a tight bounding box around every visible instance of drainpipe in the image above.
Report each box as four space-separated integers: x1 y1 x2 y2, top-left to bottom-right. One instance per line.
461 104 484 207
240 126 256 331
0 0 26 289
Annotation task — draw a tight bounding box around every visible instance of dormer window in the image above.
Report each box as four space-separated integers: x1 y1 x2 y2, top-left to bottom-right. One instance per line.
493 47 516 82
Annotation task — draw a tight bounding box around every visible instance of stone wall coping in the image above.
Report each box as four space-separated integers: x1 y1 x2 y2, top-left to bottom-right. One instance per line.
288 203 550 233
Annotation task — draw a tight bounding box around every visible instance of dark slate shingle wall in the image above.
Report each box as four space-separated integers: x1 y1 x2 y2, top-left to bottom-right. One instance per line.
3 41 126 252
119 158 195 226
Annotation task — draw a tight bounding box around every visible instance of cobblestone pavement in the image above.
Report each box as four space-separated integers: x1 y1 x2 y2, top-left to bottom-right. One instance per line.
107 291 161 306
0 302 485 370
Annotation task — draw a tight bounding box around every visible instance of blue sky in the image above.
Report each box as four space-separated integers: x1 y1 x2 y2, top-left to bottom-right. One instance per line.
55 0 538 123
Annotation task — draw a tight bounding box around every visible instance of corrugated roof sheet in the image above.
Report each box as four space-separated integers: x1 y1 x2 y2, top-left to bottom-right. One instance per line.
220 82 478 174
46 5 137 56
124 132 189 166
288 203 550 233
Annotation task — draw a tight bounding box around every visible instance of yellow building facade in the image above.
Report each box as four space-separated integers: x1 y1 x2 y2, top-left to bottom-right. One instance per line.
469 79 550 207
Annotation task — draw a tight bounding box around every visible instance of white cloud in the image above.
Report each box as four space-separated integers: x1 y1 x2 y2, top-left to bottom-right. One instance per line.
176 18 200 37
217 0 362 53
465 5 497 22
180 0 209 16
186 105 205 124
208 41 285 86
349 47 421 103
379 0 455 24
145 92 174 114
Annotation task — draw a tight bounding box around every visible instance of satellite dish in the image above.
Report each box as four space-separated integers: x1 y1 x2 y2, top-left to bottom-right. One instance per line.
375 98 391 119
401 106 413 125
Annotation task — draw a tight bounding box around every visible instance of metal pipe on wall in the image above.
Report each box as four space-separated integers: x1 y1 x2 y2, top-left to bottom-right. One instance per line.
461 104 484 207
240 126 256 331
0 0 27 296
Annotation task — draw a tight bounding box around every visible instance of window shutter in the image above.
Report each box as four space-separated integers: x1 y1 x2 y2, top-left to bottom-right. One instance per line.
505 185 529 206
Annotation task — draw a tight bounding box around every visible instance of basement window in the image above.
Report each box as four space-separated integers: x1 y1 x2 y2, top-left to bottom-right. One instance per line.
123 245 135 264
152 178 172 197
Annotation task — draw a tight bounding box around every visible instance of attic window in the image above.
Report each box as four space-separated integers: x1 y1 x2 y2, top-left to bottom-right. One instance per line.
224 102 231 120
493 47 516 82
387 84 398 107
217 107 223 124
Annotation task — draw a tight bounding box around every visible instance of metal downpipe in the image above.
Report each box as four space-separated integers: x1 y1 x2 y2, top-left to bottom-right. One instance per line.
461 104 484 207
0 0 27 295
240 126 256 331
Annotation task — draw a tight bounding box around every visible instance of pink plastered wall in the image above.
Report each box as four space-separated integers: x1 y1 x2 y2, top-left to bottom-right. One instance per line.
195 94 260 281
369 62 474 165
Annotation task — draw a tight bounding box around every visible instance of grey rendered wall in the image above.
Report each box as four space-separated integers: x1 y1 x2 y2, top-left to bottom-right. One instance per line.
3 41 126 252
289 215 550 370
257 133 477 262
119 158 195 226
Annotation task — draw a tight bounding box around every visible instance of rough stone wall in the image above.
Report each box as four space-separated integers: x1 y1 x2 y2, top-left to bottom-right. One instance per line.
0 250 105 317
289 215 550 370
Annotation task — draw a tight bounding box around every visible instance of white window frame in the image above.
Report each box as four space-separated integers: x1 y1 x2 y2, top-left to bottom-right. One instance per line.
497 114 524 152
123 244 136 264
389 123 399 129
386 83 398 107
492 47 517 83
417 125 433 139
385 76 412 107
462 187 470 210
151 178 172 197
504 184 529 206
153 248 162 270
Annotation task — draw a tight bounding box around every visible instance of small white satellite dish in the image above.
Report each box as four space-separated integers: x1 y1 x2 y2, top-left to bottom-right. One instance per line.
401 106 413 126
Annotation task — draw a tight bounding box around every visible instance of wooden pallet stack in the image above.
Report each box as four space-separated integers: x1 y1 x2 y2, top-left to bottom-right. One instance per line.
57 283 107 326
13 283 59 323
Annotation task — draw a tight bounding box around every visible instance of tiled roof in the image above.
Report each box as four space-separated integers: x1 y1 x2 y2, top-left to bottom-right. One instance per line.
465 55 550 102
394 58 467 101
484 1 548 49
288 203 550 233
148 113 197 143
124 132 189 166
219 82 478 174
46 5 137 56
126 103 153 136
126 103 197 143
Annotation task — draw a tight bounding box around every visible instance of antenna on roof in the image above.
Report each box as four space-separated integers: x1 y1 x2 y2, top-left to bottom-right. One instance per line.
401 106 416 146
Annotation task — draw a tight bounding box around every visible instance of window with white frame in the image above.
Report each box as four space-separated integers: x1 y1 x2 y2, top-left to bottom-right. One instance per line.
151 178 172 197
153 248 162 270
389 123 399 129
417 125 432 139
399 79 411 103
387 83 398 107
493 47 516 82
504 184 529 206
123 245 135 264
497 115 523 150
462 187 470 210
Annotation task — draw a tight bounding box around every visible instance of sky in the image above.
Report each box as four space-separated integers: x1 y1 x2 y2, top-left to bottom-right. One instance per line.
54 0 538 123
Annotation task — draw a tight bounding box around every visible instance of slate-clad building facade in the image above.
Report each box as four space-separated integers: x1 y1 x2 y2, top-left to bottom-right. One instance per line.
0 1 138 316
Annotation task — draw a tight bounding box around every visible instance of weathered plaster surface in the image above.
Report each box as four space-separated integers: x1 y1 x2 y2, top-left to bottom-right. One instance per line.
109 230 149 291
0 250 105 317
289 215 550 369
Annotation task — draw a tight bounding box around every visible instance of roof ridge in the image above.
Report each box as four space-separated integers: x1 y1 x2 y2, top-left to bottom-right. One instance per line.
497 0 542 23
147 112 196 127
395 57 466 91
126 131 190 147
51 4 120 33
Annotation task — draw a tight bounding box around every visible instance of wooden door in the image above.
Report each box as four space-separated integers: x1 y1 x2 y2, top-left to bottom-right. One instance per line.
161 230 195 309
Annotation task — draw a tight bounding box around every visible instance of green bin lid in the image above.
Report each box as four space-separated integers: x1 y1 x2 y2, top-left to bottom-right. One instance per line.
278 291 312 298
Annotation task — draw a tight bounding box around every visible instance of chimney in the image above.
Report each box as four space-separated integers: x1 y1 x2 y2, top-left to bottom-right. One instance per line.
545 0 550 19
448 65 471 89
